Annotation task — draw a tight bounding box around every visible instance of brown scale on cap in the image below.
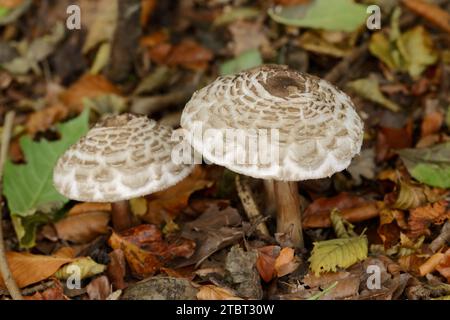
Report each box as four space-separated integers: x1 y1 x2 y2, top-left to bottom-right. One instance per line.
181 64 364 181
53 113 194 202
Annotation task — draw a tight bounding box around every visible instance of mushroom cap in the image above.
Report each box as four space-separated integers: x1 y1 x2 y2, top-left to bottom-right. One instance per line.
181 64 364 181
53 113 194 202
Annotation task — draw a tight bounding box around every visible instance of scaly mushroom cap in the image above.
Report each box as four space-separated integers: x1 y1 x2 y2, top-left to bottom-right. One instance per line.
53 113 194 202
181 64 364 181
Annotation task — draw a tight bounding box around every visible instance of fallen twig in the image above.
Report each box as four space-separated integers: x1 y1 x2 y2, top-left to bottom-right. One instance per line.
0 111 22 300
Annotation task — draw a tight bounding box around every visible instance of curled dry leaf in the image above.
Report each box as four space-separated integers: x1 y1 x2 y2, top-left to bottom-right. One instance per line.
256 245 280 282
0 248 74 288
143 166 213 225
108 231 162 278
197 285 242 300
108 225 196 279
436 249 450 283
86 275 112 300
275 247 300 277
421 110 444 138
107 249 127 290
408 200 450 238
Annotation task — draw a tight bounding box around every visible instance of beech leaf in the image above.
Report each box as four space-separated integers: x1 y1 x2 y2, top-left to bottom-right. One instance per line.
309 236 368 276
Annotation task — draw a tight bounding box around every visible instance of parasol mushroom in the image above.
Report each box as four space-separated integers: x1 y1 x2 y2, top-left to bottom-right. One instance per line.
180 64 364 248
53 113 194 231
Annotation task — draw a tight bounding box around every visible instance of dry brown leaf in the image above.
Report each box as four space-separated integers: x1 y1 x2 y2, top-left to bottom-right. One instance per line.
68 202 112 215
408 200 450 238
107 249 127 290
86 276 112 300
26 103 69 135
256 245 280 282
107 225 195 278
108 231 162 279
197 285 242 300
54 210 110 244
402 0 450 34
60 74 122 113
149 40 213 71
0 250 74 288
376 121 414 162
274 247 299 277
303 193 379 228
418 252 445 276
143 166 213 224
436 249 450 283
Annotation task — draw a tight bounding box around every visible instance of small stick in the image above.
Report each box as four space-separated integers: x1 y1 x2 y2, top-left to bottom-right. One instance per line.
0 111 23 300
235 175 270 237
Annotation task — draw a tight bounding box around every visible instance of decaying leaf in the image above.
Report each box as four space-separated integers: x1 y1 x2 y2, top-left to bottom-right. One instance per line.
408 200 450 238
108 225 195 278
143 166 213 225
0 248 74 288
54 209 110 244
178 203 244 267
256 245 280 282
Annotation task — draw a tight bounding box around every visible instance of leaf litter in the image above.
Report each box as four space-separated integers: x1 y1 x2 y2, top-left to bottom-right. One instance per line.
1 0 450 301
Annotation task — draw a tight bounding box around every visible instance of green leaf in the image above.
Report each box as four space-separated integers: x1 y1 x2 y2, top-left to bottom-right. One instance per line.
309 236 368 276
347 76 401 112
219 49 262 75
0 6 10 18
268 0 367 32
397 142 450 188
4 109 90 246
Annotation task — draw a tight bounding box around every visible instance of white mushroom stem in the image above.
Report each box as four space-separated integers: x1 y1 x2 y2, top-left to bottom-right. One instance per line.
111 200 132 232
273 181 304 248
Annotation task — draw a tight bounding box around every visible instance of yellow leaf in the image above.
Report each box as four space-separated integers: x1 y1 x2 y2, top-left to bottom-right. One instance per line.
309 236 368 276
54 257 106 280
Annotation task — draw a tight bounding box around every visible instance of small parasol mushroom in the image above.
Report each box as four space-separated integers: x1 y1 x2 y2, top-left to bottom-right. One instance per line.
180 64 364 248
53 113 194 231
